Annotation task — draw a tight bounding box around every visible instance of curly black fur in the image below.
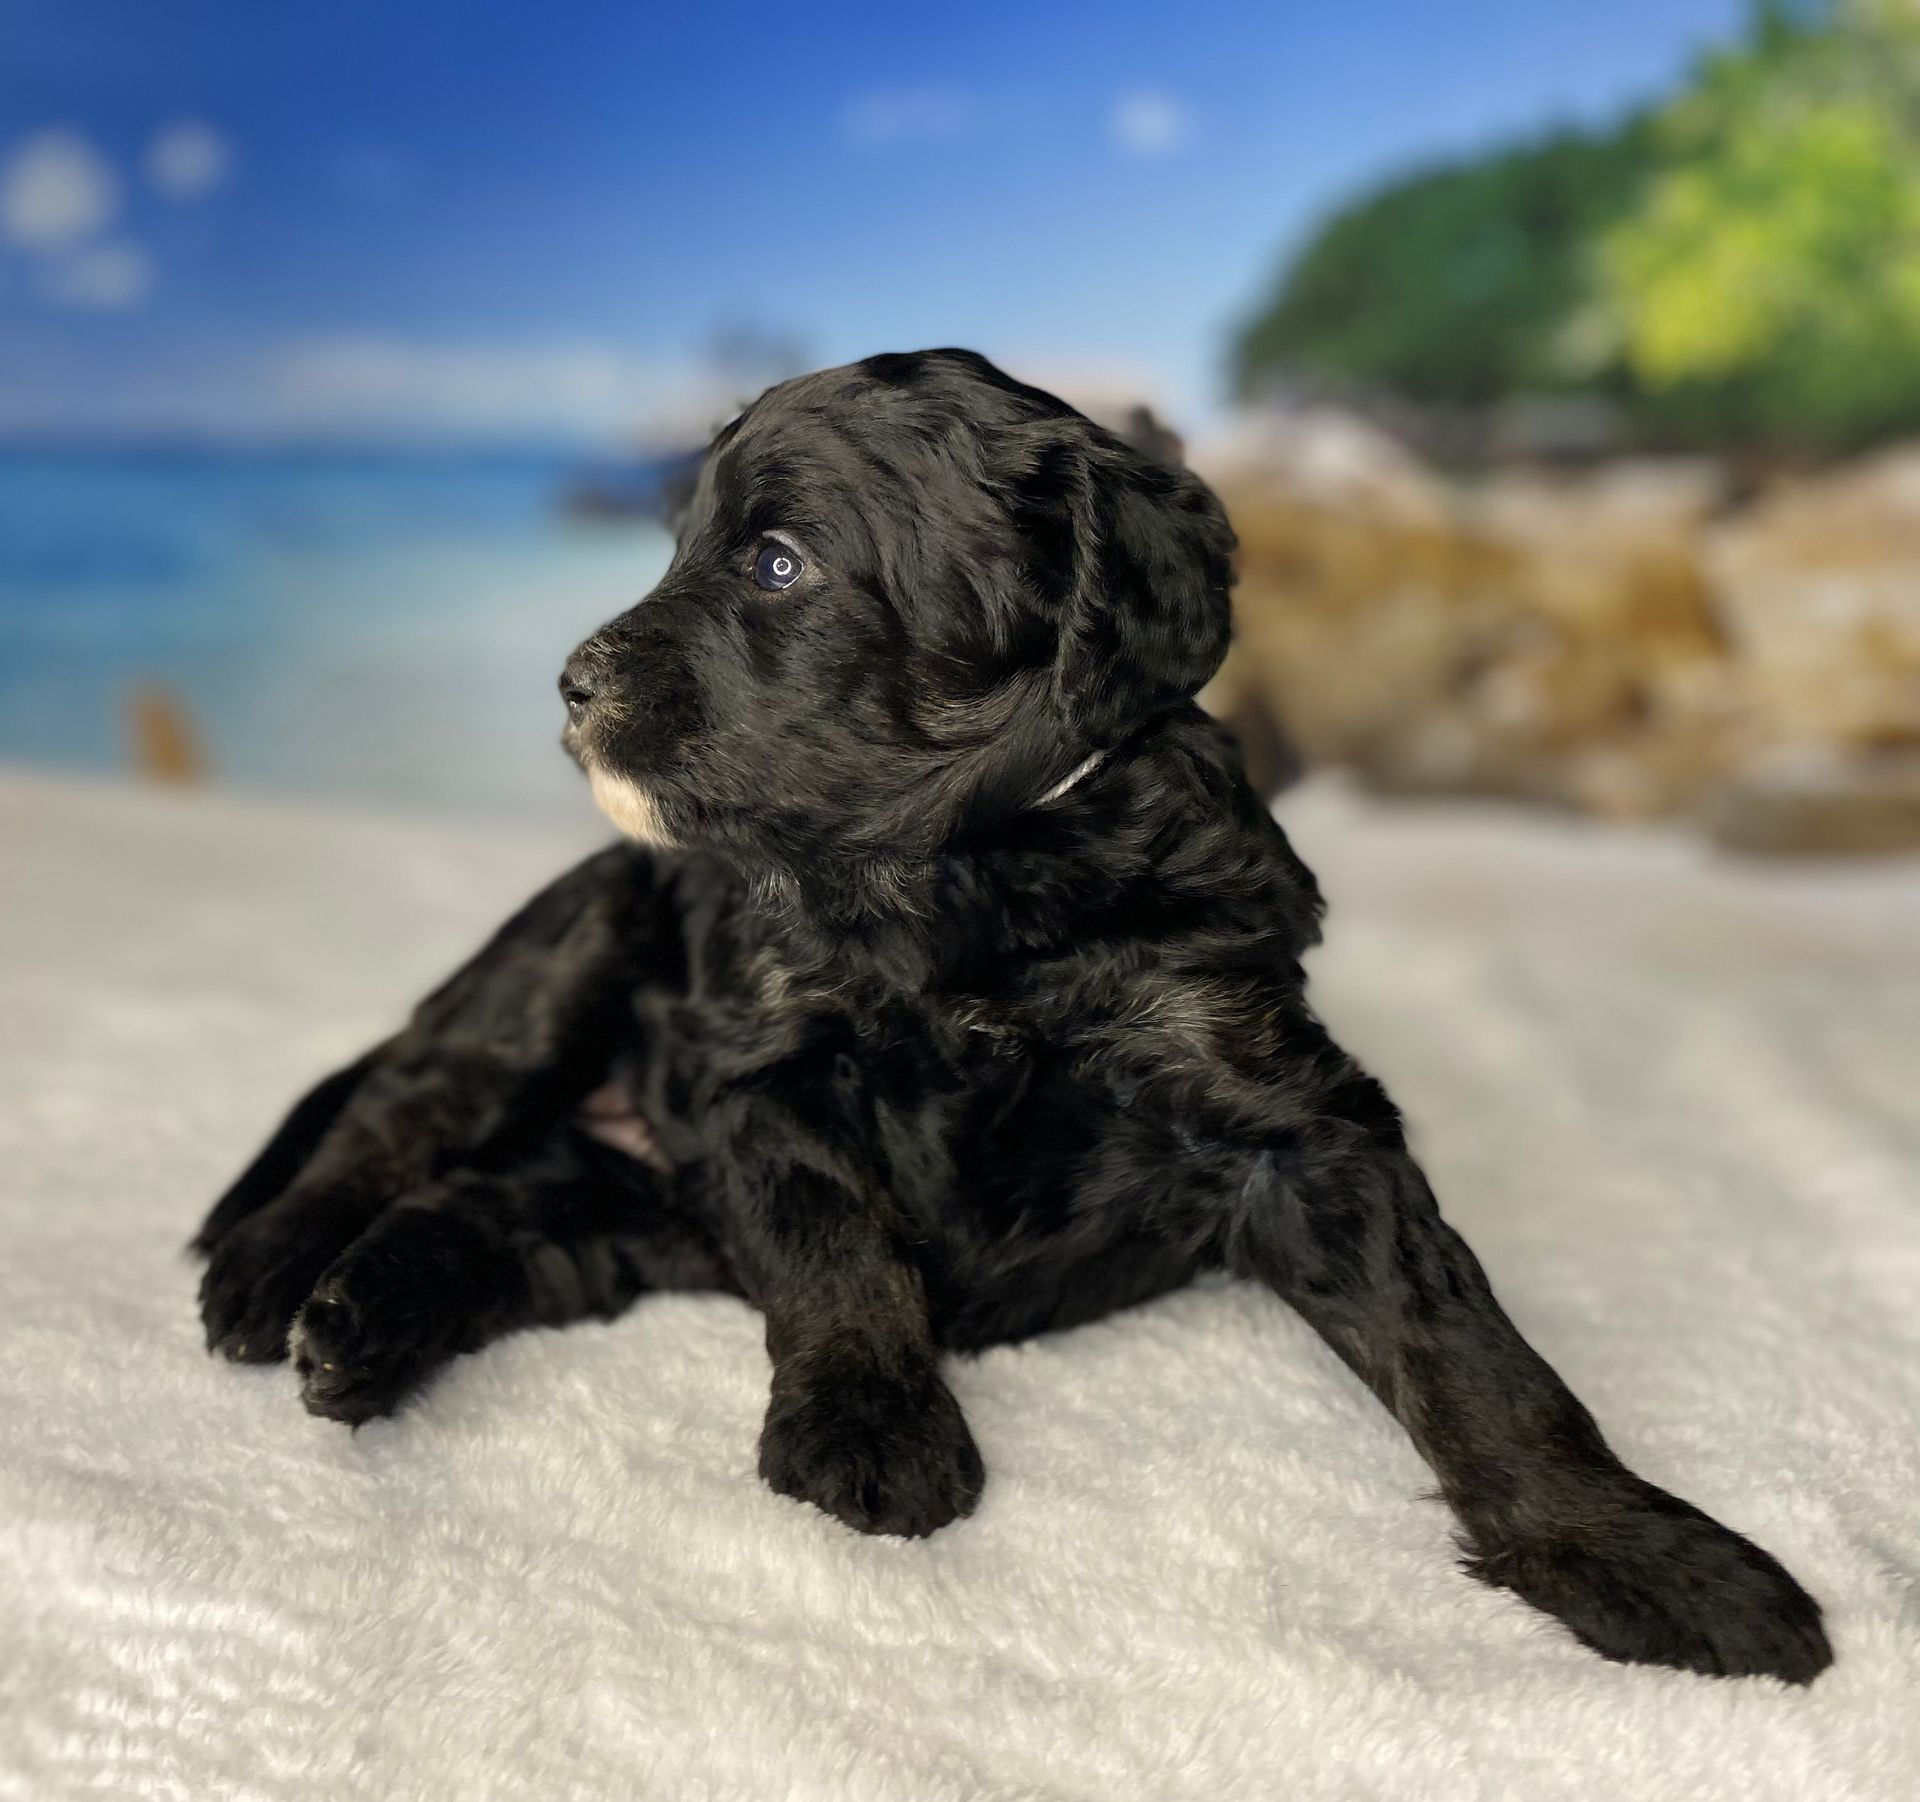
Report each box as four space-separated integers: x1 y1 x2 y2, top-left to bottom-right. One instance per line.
196 350 1829 1683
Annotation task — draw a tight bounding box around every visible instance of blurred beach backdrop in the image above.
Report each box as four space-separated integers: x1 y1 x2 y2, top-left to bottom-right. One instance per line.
4 0 1919 847
0 446 671 814
9 12 1920 1794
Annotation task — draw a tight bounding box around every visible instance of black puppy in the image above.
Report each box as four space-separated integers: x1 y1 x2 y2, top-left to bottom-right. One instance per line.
196 350 1830 1683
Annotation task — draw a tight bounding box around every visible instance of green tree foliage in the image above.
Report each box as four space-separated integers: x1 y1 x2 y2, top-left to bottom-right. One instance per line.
1233 127 1653 408
1234 2 1920 451
1604 1 1920 447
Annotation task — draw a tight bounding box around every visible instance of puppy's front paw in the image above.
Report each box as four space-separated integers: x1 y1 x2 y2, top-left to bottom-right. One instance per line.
198 1199 367 1365
1469 1481 1832 1684
759 1363 984 1539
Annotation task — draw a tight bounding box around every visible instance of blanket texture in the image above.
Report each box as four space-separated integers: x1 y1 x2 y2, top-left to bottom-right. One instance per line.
1 769 1915 1801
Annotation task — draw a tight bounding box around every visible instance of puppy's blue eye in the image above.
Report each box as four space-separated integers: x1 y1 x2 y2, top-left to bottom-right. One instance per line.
753 541 804 591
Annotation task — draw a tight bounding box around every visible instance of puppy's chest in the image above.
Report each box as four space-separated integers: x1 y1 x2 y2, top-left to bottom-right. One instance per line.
622 913 1190 1169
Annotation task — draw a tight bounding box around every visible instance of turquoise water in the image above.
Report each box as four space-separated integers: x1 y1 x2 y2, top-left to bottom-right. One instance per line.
0 448 674 818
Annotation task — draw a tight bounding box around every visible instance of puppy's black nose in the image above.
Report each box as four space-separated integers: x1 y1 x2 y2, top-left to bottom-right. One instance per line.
559 656 597 723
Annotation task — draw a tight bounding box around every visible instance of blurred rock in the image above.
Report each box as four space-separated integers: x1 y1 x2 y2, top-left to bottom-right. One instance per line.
1214 458 1729 820
1207 411 1920 853
1708 751 1920 856
1201 406 1451 525
1707 448 1920 754
125 682 205 786
1114 404 1186 469
1485 395 1627 465
1198 642 1302 803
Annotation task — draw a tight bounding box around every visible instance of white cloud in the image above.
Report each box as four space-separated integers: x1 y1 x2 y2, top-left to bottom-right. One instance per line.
1109 91 1188 157
42 240 152 309
146 120 233 200
841 89 972 146
0 335 755 443
258 338 745 444
0 128 121 249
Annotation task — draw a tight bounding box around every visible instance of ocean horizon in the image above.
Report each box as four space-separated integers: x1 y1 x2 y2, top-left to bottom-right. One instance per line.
0 444 677 823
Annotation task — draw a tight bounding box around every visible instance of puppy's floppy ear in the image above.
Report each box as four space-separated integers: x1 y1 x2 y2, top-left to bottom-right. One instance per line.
1020 427 1236 746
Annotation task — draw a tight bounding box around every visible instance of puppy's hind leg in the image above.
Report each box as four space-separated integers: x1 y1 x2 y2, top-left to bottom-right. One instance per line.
198 841 669 1363
292 1131 735 1425
191 1048 383 1256
1228 1047 1831 1683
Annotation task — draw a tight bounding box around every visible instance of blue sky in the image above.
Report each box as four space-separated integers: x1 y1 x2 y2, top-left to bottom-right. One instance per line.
0 0 1749 443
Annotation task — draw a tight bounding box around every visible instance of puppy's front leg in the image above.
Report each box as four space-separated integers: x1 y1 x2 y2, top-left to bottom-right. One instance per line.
716 1071 983 1539
1229 1024 1831 1682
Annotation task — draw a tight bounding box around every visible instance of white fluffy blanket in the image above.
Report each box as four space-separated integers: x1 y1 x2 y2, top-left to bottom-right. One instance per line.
2 770 1916 1801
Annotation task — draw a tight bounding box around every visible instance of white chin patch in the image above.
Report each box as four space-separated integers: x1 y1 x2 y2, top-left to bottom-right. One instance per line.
588 767 678 848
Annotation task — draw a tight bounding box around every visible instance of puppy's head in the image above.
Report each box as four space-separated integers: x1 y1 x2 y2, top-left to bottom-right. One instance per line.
560 349 1233 863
